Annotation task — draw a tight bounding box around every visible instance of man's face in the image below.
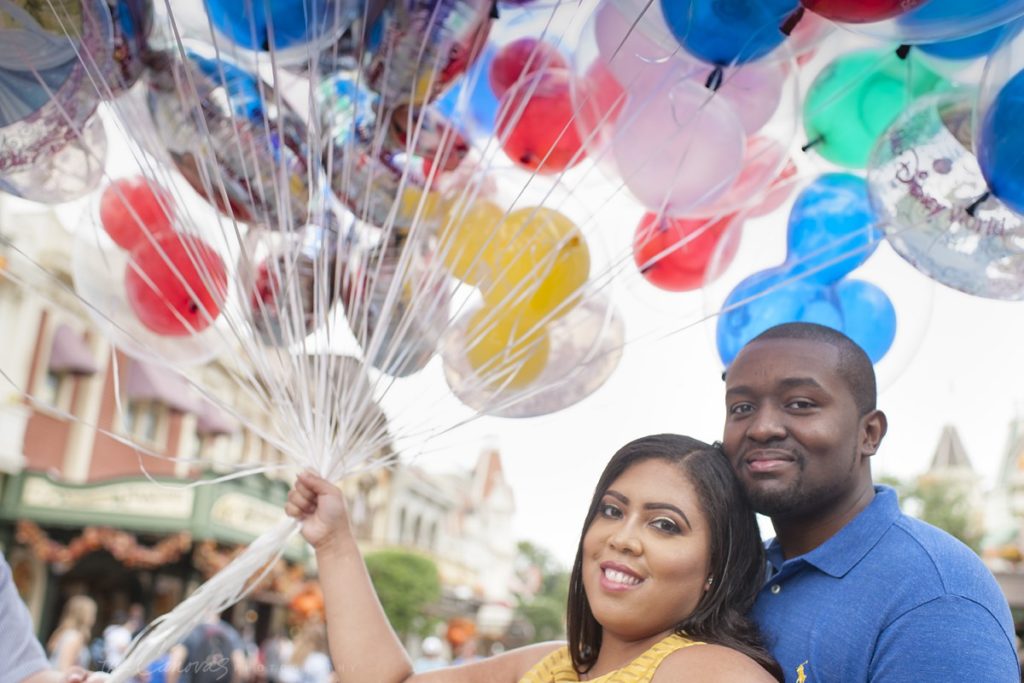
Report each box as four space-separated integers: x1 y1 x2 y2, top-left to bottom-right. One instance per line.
722 338 873 518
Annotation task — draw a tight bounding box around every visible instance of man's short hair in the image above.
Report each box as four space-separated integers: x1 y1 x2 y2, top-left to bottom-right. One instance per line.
745 323 877 416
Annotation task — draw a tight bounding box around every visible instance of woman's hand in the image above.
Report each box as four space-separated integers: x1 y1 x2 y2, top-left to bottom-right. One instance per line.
285 471 351 551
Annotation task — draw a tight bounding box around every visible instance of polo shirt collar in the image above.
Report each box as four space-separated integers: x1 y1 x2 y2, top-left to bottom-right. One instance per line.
766 485 901 579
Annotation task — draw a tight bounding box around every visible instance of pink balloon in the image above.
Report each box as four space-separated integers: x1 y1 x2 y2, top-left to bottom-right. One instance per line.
593 0 692 94
691 135 790 216
611 81 745 215
701 62 787 135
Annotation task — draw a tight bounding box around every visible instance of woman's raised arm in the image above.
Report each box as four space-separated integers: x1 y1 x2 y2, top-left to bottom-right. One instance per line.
286 472 559 683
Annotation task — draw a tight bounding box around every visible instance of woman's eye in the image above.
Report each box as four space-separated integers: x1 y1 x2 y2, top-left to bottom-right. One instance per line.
652 518 680 534
600 503 622 519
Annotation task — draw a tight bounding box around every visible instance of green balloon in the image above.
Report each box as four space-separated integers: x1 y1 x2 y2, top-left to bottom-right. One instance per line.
803 49 946 169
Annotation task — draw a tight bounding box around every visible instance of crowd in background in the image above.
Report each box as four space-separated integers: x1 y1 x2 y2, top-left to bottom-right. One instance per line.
42 594 337 683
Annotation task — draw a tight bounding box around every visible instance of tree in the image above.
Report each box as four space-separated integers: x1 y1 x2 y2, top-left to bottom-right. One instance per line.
882 475 983 552
513 541 570 643
365 549 442 639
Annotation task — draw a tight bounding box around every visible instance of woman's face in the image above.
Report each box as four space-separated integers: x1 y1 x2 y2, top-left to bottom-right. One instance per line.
582 458 712 642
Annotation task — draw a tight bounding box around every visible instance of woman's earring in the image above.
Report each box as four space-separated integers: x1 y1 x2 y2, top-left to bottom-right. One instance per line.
705 576 714 591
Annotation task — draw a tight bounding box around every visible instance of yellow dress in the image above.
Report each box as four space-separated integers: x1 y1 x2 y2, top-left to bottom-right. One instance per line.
517 633 703 683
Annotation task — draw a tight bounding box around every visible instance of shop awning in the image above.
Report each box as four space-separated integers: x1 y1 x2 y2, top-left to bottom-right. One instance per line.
48 324 98 375
196 399 239 436
124 360 199 413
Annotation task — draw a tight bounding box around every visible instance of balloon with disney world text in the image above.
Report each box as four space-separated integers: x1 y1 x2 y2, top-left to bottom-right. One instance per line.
869 89 1024 300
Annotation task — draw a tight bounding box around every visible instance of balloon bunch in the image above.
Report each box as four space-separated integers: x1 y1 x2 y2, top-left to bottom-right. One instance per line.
2 0 1024 680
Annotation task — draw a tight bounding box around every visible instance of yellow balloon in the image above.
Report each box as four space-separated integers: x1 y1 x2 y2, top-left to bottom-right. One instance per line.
437 199 506 285
481 206 590 320
465 306 550 390
398 186 446 227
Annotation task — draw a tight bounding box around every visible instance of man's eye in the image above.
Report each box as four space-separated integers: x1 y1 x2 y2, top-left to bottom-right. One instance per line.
788 400 815 409
729 403 753 415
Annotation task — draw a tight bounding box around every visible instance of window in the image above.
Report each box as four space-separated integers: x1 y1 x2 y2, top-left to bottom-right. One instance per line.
121 400 165 447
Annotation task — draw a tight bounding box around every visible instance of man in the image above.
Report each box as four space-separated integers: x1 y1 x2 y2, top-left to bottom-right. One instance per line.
721 322 1018 682
0 551 106 683
165 610 248 683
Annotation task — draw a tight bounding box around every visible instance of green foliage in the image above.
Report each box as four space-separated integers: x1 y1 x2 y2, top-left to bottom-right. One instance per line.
514 541 570 642
365 549 442 639
885 475 983 552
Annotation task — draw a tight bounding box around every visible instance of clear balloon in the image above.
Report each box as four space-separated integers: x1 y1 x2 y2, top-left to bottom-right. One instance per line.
98 175 176 250
611 80 746 215
831 0 1024 45
835 278 897 362
869 89 1024 300
103 0 154 95
704 176 934 387
785 173 882 285
633 211 742 292
203 0 359 64
0 0 110 173
145 46 312 229
241 223 340 346
363 0 493 107
72 190 236 366
802 49 946 169
978 70 1024 216
340 235 450 377
442 292 624 418
801 0 925 24
0 113 107 203
660 0 799 66
495 68 586 175
321 71 459 232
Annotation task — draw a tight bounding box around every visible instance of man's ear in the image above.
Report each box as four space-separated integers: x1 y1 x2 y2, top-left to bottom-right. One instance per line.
861 409 888 456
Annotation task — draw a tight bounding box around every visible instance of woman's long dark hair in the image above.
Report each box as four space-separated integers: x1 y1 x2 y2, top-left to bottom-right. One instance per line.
565 434 782 681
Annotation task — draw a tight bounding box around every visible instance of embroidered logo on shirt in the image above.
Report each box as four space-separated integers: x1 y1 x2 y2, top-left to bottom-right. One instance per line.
796 660 809 683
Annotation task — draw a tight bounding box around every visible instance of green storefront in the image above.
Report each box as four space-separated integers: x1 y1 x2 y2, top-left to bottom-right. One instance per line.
0 469 310 642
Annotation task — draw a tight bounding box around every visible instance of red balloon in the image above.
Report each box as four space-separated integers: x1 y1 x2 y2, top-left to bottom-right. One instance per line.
99 177 175 251
800 0 927 24
489 37 568 99
125 232 229 336
633 212 741 291
495 68 585 174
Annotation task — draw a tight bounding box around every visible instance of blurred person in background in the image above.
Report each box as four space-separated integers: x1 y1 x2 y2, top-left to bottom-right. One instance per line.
47 596 97 673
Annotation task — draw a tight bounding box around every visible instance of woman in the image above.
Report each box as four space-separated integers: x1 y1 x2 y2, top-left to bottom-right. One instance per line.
286 434 783 682
47 594 97 673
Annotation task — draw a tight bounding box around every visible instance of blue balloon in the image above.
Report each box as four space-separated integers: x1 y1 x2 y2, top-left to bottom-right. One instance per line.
659 0 799 66
434 44 499 139
917 19 1023 59
979 69 1024 216
892 0 1024 43
204 0 358 52
835 279 896 363
717 267 842 365
785 173 881 285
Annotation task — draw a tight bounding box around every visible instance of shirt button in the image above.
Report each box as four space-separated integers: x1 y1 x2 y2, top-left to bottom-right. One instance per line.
770 584 782 594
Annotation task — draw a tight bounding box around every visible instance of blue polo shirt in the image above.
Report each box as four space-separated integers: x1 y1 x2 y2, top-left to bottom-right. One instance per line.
753 486 1019 683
